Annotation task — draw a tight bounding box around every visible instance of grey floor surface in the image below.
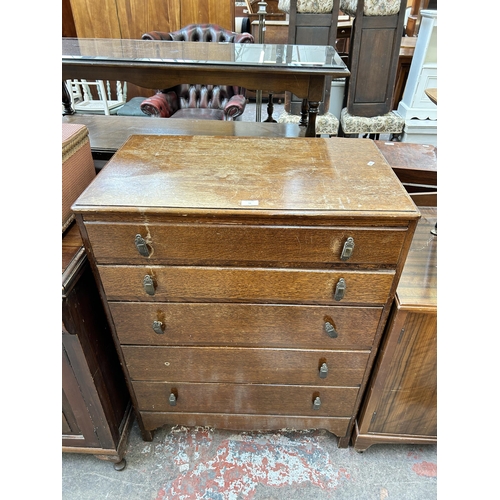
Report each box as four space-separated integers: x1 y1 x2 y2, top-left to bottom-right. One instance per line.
62 419 438 500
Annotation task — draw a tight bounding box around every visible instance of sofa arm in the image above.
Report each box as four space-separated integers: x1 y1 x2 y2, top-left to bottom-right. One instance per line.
223 94 247 120
140 91 179 117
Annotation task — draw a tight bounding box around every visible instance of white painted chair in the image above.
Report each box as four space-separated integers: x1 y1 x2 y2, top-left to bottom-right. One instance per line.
65 80 127 115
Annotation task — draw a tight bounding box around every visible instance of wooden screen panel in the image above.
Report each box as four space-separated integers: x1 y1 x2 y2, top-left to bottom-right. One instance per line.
180 0 235 31
116 0 180 39
69 0 122 38
68 0 234 40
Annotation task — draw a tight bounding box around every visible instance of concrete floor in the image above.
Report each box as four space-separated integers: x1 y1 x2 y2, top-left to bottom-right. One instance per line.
62 419 437 499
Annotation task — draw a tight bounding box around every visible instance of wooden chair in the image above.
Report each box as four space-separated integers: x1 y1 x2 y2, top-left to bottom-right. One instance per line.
65 79 127 115
341 0 406 118
277 0 341 135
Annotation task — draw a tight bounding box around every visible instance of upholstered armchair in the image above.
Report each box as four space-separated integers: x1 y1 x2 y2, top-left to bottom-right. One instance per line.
140 24 254 121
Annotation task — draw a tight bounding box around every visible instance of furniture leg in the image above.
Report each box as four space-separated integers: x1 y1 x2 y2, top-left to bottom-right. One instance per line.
263 93 277 123
62 81 75 115
298 99 309 127
306 101 319 137
141 428 154 442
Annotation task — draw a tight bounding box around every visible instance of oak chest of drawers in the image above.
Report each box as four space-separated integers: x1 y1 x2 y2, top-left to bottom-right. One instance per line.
72 135 420 447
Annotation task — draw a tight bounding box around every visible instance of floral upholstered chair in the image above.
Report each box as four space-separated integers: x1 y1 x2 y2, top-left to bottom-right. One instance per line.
338 0 406 138
140 24 254 121
277 0 341 136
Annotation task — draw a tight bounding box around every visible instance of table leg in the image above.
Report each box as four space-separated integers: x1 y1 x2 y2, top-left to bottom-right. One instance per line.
299 99 308 127
263 93 277 123
62 81 75 115
306 101 319 138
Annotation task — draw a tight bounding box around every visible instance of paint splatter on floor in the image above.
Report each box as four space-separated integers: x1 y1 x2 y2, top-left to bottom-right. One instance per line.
407 449 437 478
156 427 351 499
412 461 437 477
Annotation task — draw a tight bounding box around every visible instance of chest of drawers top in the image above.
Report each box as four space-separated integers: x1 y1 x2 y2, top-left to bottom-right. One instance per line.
72 135 419 222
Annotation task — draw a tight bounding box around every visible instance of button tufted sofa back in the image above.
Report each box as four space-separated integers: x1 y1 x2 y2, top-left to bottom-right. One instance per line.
142 24 254 44
140 24 254 120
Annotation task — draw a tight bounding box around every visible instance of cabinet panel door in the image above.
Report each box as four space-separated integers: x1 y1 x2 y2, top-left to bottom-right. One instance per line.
62 339 101 448
368 310 437 437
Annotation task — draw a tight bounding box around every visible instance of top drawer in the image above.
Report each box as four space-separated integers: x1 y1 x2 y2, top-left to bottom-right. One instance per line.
85 222 407 267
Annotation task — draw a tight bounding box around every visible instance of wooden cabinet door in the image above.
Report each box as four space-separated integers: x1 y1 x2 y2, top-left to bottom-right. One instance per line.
62 337 104 448
367 307 437 437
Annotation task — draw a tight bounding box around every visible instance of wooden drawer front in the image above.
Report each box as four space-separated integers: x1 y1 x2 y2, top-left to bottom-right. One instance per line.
98 266 395 305
133 381 360 417
86 222 407 267
122 346 369 386
110 302 382 349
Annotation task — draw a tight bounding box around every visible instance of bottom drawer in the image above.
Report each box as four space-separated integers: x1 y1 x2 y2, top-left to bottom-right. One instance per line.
133 381 359 417
140 411 352 438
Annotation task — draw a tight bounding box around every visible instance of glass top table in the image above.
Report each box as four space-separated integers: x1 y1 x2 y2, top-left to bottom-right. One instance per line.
62 38 350 137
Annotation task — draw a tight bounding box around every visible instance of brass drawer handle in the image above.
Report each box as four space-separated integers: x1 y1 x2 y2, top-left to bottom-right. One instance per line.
143 274 156 295
340 236 355 261
135 234 151 257
313 396 321 410
334 278 346 301
152 320 164 334
324 320 338 338
169 393 177 406
319 362 328 379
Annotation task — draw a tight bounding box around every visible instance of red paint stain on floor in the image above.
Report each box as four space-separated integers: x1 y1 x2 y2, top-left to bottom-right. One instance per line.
412 461 437 477
156 428 351 499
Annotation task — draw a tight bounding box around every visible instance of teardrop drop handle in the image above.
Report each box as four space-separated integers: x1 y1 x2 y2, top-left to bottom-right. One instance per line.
152 320 164 334
324 321 338 338
334 278 346 301
319 363 328 379
313 396 321 410
169 393 177 406
135 234 150 257
143 274 156 295
340 237 355 261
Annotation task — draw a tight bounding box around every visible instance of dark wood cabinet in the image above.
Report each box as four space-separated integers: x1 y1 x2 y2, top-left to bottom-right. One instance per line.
72 135 420 448
62 223 133 469
352 207 437 451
